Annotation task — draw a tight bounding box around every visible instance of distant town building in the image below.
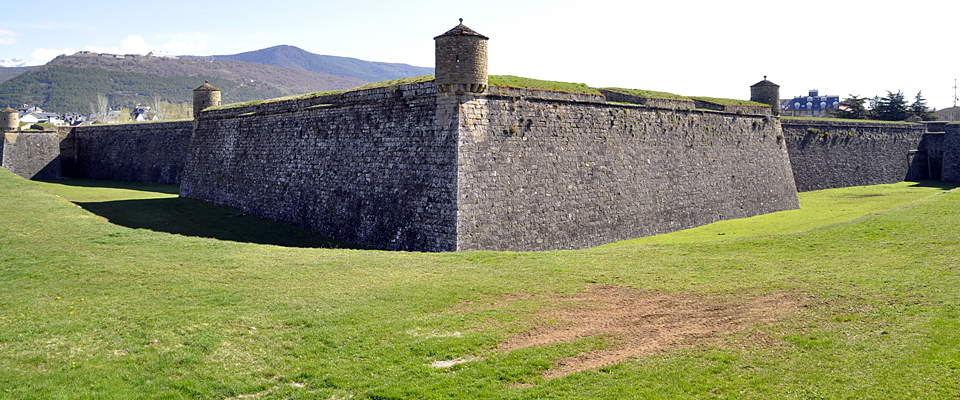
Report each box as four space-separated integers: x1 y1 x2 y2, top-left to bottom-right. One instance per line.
19 111 65 126
18 105 43 114
935 107 960 122
781 90 840 117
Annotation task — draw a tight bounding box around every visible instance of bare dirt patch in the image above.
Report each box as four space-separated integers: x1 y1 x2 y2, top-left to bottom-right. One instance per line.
496 286 800 379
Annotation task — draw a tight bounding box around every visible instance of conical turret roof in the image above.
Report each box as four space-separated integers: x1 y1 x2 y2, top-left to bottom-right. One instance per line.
194 80 220 91
435 19 489 40
1 106 17 113
751 76 778 87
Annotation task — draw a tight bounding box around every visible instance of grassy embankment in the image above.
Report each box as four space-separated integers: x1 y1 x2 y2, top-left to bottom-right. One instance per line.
4 171 960 399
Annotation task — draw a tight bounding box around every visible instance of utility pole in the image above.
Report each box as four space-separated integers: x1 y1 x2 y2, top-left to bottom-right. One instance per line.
954 79 958 108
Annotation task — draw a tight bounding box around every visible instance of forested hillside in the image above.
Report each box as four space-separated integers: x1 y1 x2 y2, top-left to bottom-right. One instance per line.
192 45 434 83
0 66 281 113
0 67 35 84
0 53 368 114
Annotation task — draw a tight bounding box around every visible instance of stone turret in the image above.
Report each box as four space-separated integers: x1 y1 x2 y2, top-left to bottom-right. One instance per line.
193 81 221 118
434 19 489 95
1 107 19 131
750 76 780 116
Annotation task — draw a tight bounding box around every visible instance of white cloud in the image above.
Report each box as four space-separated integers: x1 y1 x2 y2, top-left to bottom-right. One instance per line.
31 47 77 62
120 35 151 54
161 40 207 53
0 28 18 45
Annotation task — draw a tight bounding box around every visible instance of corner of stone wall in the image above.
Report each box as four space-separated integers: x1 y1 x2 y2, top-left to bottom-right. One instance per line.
1 130 63 180
942 124 960 182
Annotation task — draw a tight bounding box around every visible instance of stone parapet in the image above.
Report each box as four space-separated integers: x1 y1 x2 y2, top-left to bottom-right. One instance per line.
781 118 926 191
597 89 695 110
199 82 437 120
693 99 772 116
488 86 606 104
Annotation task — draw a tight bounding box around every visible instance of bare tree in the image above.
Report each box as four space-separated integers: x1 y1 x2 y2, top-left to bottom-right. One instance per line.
151 95 165 120
89 93 109 121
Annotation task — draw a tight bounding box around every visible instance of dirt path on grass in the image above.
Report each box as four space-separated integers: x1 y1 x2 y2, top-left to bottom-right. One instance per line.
496 286 800 379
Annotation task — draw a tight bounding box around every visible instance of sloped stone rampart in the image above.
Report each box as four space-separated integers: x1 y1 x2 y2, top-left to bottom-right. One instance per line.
181 82 459 252
61 121 194 184
489 86 605 104
782 119 925 192
1 130 63 180
455 94 800 251
942 124 960 182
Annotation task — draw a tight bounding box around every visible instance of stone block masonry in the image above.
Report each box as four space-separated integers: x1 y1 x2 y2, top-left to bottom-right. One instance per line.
941 124 960 182
182 82 800 252
781 119 926 192
2 130 64 180
61 121 194 184
182 82 460 252
455 91 800 251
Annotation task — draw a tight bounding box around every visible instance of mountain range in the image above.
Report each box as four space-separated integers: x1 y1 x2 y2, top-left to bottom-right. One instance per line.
0 46 433 114
188 45 433 83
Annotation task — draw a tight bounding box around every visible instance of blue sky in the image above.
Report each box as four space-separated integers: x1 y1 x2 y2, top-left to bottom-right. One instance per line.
1 0 957 109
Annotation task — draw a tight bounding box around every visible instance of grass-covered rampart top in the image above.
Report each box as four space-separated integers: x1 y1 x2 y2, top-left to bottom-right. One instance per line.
691 96 769 107
209 73 788 111
18 122 57 130
782 116 921 125
600 87 692 101
208 76 438 111
488 75 601 95
347 74 436 91
207 90 347 111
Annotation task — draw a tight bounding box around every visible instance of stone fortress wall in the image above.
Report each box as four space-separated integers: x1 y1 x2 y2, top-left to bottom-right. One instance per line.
0 21 955 251
940 123 960 182
176 77 799 251
453 92 797 251
1 130 64 180
181 83 459 251
60 121 194 184
780 119 928 192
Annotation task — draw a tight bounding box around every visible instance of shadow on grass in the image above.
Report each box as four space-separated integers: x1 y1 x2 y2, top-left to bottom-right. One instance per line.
76 197 365 249
906 180 960 190
41 179 362 249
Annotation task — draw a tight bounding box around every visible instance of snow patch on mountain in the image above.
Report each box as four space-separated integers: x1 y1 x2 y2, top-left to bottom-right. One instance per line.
0 57 41 67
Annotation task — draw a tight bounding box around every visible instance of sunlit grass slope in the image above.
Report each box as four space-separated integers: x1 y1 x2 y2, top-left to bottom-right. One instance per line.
626 181 955 245
3 169 960 399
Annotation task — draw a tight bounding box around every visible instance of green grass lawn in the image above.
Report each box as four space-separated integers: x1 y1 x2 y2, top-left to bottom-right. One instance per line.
489 75 601 95
3 171 960 399
599 87 692 101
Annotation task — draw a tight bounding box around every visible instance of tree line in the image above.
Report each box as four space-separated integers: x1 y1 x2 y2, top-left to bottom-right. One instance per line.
831 91 935 121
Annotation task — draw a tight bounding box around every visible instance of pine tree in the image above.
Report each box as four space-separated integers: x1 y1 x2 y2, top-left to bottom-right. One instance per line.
830 95 869 119
910 91 935 121
870 90 909 121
